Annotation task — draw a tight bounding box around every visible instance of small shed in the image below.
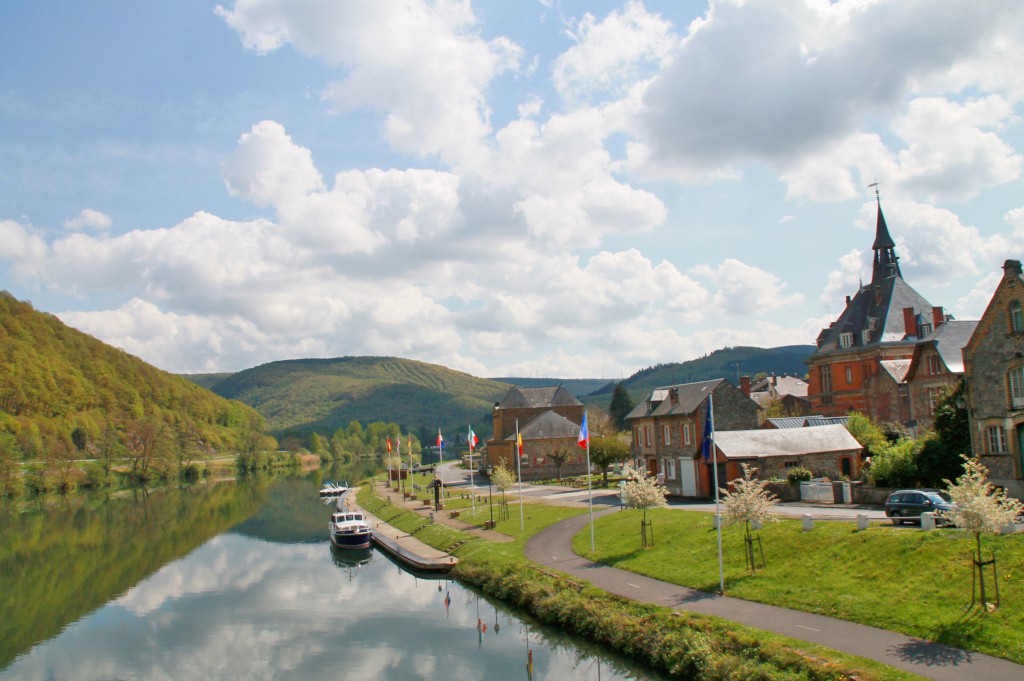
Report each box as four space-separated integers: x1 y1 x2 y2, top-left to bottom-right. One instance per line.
711 424 863 481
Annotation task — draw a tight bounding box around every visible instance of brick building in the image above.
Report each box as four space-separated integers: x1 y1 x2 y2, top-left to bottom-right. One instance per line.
484 385 588 482
962 259 1024 498
904 320 976 432
807 196 951 424
626 379 758 497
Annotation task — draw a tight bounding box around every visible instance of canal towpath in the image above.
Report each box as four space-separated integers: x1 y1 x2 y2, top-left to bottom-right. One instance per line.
369 475 1024 681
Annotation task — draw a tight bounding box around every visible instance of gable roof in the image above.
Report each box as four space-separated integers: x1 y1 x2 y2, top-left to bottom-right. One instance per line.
507 409 580 441
713 424 861 459
750 374 809 397
911 320 977 375
498 385 582 409
626 379 724 420
879 359 912 383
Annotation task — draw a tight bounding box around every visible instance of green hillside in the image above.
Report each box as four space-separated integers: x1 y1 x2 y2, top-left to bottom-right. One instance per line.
0 291 261 460
195 356 512 441
582 345 814 409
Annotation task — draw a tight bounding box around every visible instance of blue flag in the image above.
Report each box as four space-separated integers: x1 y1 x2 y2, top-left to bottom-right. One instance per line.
701 396 714 462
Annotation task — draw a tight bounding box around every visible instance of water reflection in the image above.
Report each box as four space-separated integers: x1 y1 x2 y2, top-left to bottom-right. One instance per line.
1 473 665 681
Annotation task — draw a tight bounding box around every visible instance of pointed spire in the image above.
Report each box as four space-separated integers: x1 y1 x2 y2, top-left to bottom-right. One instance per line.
868 185 901 282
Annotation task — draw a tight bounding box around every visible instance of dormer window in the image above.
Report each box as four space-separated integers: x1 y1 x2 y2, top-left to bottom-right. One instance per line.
918 322 932 337
867 317 878 330
1011 300 1023 332
861 330 871 345
839 332 853 348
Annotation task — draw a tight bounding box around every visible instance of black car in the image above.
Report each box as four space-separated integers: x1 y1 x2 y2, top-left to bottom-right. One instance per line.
884 490 954 525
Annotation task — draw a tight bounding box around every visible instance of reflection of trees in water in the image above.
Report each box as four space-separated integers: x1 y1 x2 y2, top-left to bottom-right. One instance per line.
0 482 264 669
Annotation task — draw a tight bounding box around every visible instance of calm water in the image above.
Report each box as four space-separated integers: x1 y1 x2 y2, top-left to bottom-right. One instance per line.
0 472 664 680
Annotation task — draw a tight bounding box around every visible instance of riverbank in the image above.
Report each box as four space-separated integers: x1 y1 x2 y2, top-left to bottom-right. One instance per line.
357 481 921 681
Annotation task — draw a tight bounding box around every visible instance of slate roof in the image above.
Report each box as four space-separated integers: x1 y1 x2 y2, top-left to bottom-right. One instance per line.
498 385 582 409
625 379 723 419
750 375 809 397
713 424 862 459
766 416 850 429
879 359 912 384
505 409 581 441
915 320 978 374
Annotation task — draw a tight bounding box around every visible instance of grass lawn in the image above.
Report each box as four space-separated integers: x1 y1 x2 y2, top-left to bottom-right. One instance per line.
574 508 1024 664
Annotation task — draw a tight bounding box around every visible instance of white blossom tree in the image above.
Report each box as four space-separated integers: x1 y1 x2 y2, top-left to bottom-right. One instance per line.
491 460 516 521
721 464 779 572
621 474 668 547
940 456 1024 610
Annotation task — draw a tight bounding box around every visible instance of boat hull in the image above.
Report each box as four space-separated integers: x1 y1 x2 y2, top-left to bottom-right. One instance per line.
330 530 372 550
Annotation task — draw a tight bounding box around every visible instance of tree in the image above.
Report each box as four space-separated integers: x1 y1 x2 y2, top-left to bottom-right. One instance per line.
721 464 779 572
608 382 636 431
621 474 668 547
549 445 571 482
940 456 1024 610
918 382 971 487
491 460 516 521
589 436 630 487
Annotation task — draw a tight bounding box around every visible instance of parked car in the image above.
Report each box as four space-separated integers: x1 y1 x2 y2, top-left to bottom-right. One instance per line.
884 490 955 525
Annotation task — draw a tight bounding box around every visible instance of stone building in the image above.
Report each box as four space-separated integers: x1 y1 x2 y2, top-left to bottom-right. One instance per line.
626 379 758 497
807 195 952 425
904 320 976 432
711 424 863 482
962 259 1024 498
484 385 587 482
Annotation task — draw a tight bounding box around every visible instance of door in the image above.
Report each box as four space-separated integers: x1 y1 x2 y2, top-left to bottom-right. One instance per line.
1018 424 1024 479
679 457 697 496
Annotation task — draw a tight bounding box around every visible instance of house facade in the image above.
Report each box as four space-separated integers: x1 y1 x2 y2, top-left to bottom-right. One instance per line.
484 385 587 482
626 379 758 497
711 424 863 482
962 259 1024 498
807 196 951 425
904 320 977 432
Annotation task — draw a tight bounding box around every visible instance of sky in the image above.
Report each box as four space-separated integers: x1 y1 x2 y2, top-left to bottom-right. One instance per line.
1 0 1022 380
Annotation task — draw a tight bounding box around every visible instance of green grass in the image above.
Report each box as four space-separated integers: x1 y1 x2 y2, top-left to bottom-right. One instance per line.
358 480 925 680
575 508 1024 664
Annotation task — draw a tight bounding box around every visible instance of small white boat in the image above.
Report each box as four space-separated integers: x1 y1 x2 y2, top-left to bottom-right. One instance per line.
329 511 372 550
319 481 349 497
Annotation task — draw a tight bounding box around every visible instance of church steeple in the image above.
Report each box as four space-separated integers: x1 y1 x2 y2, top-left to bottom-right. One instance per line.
869 186 900 283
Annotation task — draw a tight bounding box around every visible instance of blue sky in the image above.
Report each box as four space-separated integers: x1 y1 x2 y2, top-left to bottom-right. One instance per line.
1 0 1022 379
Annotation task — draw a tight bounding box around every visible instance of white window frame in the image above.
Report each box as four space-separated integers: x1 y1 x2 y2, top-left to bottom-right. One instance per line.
1010 366 1024 407
839 332 853 348
683 423 691 445
666 458 677 480
845 366 853 384
987 426 1007 454
644 427 651 447
861 329 872 345
663 424 671 446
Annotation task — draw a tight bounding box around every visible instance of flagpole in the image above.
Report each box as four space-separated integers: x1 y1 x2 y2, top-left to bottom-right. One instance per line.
710 393 725 594
468 425 476 513
408 435 413 498
583 411 595 553
515 418 524 533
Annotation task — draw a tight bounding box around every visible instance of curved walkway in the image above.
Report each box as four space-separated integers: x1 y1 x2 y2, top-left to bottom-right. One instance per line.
524 509 1023 681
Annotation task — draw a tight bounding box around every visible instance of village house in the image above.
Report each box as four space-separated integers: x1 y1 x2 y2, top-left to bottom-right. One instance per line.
484 385 588 482
806 195 955 426
748 373 811 417
904 320 977 432
626 378 758 497
710 424 864 483
962 259 1024 498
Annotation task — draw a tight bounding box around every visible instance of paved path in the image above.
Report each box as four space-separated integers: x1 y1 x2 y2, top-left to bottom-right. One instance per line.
525 510 1024 681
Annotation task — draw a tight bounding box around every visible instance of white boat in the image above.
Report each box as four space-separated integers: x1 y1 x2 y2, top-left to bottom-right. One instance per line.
319 481 349 497
329 510 372 550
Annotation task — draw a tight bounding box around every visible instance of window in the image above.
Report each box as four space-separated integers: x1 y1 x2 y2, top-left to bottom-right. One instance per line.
927 387 941 415
867 317 878 330
861 329 872 345
987 426 1007 454
1010 367 1024 407
1011 300 1023 332
667 459 676 480
927 355 941 375
784 461 798 469
663 425 671 446
633 427 640 447
682 423 691 445
918 322 932 337
644 427 651 447
845 366 853 384
819 365 832 394
839 332 853 348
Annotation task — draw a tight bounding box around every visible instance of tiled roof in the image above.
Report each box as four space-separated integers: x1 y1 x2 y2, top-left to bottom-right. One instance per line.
713 424 861 459
626 379 724 419
919 320 978 374
498 385 582 409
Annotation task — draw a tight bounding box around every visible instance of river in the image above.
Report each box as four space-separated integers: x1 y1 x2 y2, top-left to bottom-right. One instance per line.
0 468 665 680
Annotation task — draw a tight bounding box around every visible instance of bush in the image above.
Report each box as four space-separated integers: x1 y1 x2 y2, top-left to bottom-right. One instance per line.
866 438 922 488
786 467 812 485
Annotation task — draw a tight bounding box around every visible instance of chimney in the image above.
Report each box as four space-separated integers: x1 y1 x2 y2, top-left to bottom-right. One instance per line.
669 387 679 406
1004 259 1022 276
902 307 917 337
740 376 750 397
772 373 778 387
932 306 944 329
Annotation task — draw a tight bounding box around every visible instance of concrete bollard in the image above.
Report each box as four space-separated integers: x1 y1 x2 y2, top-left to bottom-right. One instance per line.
921 512 936 531
802 514 814 532
713 512 723 529
856 514 869 531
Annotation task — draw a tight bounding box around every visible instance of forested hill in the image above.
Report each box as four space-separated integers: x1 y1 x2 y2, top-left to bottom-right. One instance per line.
583 345 814 407
0 292 260 457
192 356 512 441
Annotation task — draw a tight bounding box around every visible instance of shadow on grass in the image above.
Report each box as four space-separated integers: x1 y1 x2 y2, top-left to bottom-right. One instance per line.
888 610 985 667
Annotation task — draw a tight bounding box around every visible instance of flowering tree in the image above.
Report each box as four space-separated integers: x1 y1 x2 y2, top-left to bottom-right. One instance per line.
621 474 668 547
721 464 779 572
491 460 516 521
940 456 1024 610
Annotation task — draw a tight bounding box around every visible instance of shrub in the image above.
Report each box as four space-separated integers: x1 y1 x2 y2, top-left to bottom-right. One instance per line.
866 438 922 488
786 466 812 485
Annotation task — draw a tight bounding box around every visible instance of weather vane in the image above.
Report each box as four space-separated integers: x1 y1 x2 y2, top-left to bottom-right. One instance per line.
867 181 879 199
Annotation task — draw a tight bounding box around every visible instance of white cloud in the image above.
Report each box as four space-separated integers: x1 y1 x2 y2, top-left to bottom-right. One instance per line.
0 218 47 264
64 208 112 231
691 258 803 316
223 120 324 208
